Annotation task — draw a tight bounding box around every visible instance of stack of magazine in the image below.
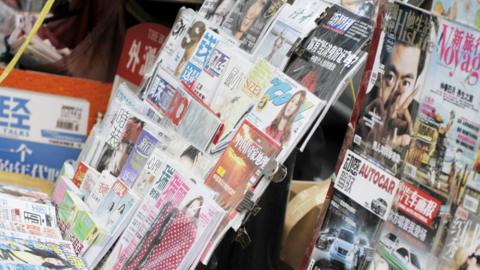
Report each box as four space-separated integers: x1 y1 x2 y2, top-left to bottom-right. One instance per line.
0 182 88 269
0 0 375 269
304 1 480 270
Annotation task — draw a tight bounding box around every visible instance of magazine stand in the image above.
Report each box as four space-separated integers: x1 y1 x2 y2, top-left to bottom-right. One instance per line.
206 149 297 270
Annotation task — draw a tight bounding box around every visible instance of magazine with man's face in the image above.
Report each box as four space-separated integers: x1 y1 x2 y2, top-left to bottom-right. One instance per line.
351 2 434 177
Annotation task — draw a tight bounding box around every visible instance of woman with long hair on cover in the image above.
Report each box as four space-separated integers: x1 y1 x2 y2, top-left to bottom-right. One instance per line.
265 90 306 144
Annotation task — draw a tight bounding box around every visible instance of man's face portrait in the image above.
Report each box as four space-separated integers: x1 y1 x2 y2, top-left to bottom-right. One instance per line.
382 43 420 109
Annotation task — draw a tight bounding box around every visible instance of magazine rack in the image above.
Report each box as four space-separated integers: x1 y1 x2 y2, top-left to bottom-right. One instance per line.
206 149 297 270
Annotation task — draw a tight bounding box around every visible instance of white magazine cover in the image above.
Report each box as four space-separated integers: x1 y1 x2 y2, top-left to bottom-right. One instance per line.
101 159 196 270
157 8 197 76
334 150 400 220
83 179 139 268
131 147 168 196
0 193 56 228
178 29 221 102
247 71 324 160
84 170 116 212
0 221 62 240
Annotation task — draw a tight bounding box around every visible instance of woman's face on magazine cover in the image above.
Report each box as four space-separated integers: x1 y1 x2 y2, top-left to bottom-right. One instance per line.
240 0 268 33
284 93 303 117
185 199 202 219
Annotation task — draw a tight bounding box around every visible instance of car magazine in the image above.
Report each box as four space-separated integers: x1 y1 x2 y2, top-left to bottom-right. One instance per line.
306 191 381 270
335 150 400 220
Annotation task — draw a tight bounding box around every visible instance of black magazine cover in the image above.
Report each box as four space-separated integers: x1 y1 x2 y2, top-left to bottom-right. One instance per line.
284 4 372 102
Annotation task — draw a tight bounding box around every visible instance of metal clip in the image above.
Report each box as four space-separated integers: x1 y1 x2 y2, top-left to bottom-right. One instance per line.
234 226 251 249
263 159 287 183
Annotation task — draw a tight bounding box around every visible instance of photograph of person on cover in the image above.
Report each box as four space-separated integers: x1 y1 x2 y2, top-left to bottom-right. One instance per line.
255 20 301 68
355 31 429 173
265 90 306 144
97 116 144 177
203 0 236 26
124 197 203 270
229 0 270 41
0 242 73 269
179 145 201 169
174 21 206 76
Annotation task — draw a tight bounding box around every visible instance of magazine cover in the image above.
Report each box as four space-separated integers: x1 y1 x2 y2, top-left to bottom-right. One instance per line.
0 183 50 205
178 29 221 100
0 87 89 181
101 160 193 270
208 47 254 121
247 72 324 161
57 191 87 236
284 4 372 101
192 40 239 106
83 180 139 268
335 150 400 220
330 0 378 18
205 120 280 211
156 8 199 76
198 0 237 26
77 162 100 199
144 69 222 152
84 171 116 212
215 59 277 144
439 206 480 270
52 176 83 205
0 221 62 240
94 107 146 177
351 2 434 176
94 179 139 230
221 0 287 52
65 210 100 256
131 147 168 196
374 210 438 270
118 127 164 187
252 2 331 69
306 191 382 270
122 180 224 270
0 234 87 269
0 194 56 228
403 18 480 203
432 0 480 30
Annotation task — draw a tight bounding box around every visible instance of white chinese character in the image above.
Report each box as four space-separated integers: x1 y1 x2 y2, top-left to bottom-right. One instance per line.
127 40 142 73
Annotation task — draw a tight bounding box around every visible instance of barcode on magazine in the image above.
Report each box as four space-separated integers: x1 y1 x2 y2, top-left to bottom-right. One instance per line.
56 120 79 131
404 163 417 179
463 194 479 213
57 105 82 131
